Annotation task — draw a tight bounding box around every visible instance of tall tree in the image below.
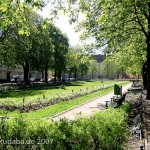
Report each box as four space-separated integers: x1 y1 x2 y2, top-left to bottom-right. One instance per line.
100 57 121 79
66 46 91 80
30 21 53 83
49 25 69 81
0 8 53 84
53 0 150 99
14 8 41 84
78 53 89 80
0 0 45 40
88 59 98 78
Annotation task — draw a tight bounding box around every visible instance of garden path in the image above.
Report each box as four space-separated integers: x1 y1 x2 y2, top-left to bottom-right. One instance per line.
52 83 132 121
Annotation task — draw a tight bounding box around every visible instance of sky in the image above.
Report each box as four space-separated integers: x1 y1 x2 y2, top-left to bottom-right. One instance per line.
55 16 82 46
37 5 82 47
36 4 101 54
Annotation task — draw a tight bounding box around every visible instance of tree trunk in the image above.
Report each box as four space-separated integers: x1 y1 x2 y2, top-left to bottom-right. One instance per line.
68 71 71 81
106 61 109 79
7 71 10 82
122 68 124 79
58 71 61 81
142 62 147 89
146 2 150 99
54 69 57 82
44 66 48 83
146 44 150 99
117 73 119 79
74 66 77 80
23 61 29 84
41 70 44 80
106 72 109 79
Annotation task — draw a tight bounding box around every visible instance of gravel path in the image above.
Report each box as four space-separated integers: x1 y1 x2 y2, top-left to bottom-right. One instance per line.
52 83 132 121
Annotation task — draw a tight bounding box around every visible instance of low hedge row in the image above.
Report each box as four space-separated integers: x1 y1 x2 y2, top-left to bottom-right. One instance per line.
0 82 128 112
0 84 114 112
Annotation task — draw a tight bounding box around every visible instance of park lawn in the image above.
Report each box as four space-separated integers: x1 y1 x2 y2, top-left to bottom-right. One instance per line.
0 80 126 104
0 81 130 119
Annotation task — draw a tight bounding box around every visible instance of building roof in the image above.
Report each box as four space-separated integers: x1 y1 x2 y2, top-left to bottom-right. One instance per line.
94 54 103 63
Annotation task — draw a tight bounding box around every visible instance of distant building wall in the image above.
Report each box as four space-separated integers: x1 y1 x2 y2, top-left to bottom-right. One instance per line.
0 65 41 82
94 54 103 76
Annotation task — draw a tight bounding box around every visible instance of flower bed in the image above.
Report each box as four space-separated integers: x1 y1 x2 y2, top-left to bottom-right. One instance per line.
0 84 115 112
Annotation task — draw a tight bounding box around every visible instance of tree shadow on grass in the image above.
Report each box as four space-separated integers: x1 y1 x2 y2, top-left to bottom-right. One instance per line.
0 89 45 99
0 82 84 99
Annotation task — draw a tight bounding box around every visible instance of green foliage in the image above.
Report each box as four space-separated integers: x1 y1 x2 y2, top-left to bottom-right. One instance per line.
53 0 148 75
29 20 54 82
0 2 69 83
1 9 67 83
66 46 91 79
121 102 133 113
100 57 121 78
88 59 99 77
0 0 46 39
0 108 128 150
110 34 147 75
49 25 69 80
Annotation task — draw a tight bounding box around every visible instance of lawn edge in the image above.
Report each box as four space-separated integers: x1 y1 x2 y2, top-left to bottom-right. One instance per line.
48 83 131 120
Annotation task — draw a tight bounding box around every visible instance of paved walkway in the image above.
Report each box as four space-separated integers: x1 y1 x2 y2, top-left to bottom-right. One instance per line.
52 83 132 121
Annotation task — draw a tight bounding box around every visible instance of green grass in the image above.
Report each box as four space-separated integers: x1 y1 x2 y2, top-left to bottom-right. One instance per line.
0 80 128 104
0 81 130 119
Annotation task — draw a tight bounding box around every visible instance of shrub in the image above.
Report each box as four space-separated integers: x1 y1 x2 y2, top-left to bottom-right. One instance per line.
121 102 133 113
0 108 128 150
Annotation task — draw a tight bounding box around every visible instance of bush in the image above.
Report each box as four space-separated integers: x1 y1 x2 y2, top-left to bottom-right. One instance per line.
0 108 128 150
121 102 133 113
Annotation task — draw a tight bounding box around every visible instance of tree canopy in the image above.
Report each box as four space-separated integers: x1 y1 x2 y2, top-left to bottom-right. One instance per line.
88 59 98 78
53 0 150 99
0 0 47 40
0 5 69 83
66 45 92 80
49 25 69 81
2 0 150 99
